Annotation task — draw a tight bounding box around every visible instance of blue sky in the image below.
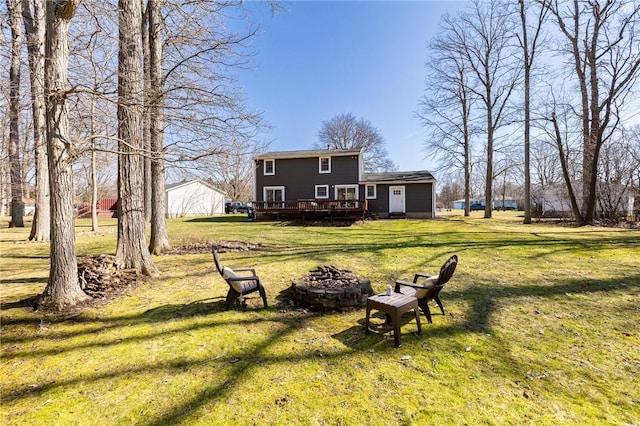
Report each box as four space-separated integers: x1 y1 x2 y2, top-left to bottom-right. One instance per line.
238 1 468 173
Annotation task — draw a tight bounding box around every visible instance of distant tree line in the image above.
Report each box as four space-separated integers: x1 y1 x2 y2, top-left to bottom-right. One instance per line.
419 0 640 224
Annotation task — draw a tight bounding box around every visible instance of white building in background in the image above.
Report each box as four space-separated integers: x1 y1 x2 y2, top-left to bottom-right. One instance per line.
165 179 227 217
453 198 484 210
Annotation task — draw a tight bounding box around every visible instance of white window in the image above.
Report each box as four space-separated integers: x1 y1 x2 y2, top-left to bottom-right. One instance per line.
264 159 275 176
264 186 285 203
335 185 358 200
365 184 377 199
319 157 331 174
315 185 329 199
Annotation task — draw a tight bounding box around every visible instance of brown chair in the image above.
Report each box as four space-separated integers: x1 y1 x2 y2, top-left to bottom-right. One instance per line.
212 249 268 310
394 254 458 323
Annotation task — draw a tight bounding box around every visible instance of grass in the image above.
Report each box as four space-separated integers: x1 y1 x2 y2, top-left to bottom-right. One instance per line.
1 212 639 425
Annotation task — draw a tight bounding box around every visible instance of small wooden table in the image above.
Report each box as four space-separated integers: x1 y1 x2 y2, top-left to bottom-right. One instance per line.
365 293 422 348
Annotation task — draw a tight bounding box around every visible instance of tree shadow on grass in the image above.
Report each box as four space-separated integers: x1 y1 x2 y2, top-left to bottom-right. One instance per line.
241 232 640 276
0 295 39 310
332 274 640 349
332 311 425 349
140 298 227 319
0 276 48 285
2 311 330 412
3 274 638 424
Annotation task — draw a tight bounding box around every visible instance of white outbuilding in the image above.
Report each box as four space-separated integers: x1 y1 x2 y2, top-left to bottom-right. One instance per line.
165 179 227 217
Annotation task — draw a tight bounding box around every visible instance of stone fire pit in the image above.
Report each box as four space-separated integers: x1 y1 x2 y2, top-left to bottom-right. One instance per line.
291 265 374 310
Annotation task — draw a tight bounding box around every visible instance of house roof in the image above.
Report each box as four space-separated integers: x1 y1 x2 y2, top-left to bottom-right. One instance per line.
165 179 227 195
255 148 362 160
361 170 435 184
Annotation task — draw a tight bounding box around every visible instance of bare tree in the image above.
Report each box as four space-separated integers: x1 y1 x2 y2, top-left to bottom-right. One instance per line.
147 0 169 255
315 113 396 173
66 0 266 227
143 1 268 240
74 150 117 203
0 9 6 218
517 0 549 224
597 136 637 219
437 179 464 209
115 0 157 274
544 0 640 224
201 137 270 202
0 121 8 218
549 110 582 219
68 1 119 231
142 0 152 222
530 134 562 214
41 0 90 308
7 0 25 228
419 13 476 216
159 1 266 169
629 125 640 169
457 0 521 219
22 0 50 240
116 0 157 275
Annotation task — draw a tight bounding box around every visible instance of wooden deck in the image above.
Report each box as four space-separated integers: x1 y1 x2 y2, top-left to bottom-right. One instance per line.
252 199 368 221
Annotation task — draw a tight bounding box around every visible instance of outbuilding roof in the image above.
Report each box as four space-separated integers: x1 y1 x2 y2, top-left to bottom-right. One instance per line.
360 170 435 184
165 179 227 195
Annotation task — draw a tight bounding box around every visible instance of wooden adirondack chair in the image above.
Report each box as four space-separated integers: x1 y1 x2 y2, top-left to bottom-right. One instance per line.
394 255 458 323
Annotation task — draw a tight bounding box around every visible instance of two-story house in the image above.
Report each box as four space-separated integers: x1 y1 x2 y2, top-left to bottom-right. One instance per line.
253 148 436 220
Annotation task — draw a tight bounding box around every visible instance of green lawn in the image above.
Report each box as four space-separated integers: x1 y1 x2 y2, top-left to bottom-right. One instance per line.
1 212 639 425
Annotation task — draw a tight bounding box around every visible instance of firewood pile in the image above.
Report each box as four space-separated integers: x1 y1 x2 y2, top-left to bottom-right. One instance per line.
301 265 364 289
77 255 143 299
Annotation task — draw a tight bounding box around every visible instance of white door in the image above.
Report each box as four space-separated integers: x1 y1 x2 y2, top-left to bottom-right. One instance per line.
389 186 405 213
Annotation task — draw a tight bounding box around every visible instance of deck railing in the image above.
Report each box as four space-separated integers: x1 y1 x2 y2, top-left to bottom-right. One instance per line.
252 199 368 213
252 200 299 212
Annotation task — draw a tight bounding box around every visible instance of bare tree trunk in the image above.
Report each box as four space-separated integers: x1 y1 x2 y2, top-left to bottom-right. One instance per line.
545 0 640 225
484 106 494 219
518 0 547 224
148 0 170 255
453 0 519 220
0 164 7 217
519 0 532 224
462 80 471 218
116 0 157 275
7 0 25 228
23 0 50 240
20 134 31 200
91 139 99 232
551 112 583 221
141 0 152 222
41 0 89 308
89 68 100 232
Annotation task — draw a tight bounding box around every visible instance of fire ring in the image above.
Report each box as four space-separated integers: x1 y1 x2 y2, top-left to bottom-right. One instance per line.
291 265 374 310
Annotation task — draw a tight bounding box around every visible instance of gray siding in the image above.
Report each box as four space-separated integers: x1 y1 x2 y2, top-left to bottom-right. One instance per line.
362 184 389 215
406 183 433 213
255 155 360 201
360 183 433 215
